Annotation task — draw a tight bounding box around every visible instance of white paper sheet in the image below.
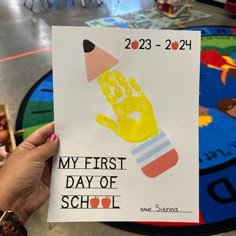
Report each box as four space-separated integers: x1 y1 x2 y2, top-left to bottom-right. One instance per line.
48 26 200 222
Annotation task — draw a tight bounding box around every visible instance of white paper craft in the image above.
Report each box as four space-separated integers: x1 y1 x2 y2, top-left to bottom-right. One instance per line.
48 26 200 222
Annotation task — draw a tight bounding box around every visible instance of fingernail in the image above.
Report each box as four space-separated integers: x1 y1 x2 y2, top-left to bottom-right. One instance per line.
49 133 58 142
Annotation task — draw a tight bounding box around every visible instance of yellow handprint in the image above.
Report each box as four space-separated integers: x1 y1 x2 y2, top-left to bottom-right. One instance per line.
96 69 158 143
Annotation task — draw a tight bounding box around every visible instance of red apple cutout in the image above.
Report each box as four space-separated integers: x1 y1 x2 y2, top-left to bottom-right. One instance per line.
90 197 100 208
131 40 139 49
171 41 179 50
102 197 111 208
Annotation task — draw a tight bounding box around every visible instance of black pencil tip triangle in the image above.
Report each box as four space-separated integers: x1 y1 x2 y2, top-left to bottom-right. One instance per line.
83 39 95 53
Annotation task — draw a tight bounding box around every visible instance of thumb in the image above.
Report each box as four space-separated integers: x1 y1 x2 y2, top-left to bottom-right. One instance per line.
96 114 118 131
30 134 59 162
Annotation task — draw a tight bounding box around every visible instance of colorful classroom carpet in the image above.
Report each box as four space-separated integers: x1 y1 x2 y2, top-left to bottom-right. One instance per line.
16 26 236 235
85 7 212 29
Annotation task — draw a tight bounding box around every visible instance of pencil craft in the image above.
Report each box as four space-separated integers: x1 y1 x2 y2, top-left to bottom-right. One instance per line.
83 40 179 178
83 39 120 82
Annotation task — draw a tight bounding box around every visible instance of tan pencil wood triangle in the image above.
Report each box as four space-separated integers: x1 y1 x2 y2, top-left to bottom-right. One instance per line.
83 39 120 82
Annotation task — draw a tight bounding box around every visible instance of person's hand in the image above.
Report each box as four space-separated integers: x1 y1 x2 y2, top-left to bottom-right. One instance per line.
0 122 59 223
96 69 158 143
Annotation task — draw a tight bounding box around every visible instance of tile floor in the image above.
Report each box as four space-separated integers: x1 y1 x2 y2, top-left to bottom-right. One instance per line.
0 0 236 235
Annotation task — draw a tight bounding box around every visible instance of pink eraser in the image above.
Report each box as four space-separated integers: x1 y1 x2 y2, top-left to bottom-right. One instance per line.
131 130 179 178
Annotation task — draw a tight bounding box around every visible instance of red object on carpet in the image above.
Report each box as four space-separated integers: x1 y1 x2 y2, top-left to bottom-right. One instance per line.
225 0 236 15
200 49 227 68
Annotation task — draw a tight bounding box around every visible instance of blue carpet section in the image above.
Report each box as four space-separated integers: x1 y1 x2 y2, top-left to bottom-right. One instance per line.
199 109 236 170
231 52 236 60
199 64 236 108
200 163 236 223
187 26 235 35
30 74 53 102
